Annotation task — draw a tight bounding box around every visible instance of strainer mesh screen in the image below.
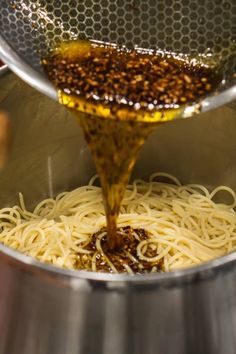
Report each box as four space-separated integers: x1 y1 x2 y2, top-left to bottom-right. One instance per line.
0 0 236 86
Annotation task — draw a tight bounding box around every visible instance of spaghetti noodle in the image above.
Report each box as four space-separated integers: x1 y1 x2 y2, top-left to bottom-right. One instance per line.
0 173 236 274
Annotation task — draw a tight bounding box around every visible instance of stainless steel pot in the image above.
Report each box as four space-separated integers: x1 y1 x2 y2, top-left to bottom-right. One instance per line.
1 74 236 354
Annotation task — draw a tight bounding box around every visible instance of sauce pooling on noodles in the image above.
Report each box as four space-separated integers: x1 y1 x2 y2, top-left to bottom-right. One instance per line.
0 173 236 274
79 227 162 274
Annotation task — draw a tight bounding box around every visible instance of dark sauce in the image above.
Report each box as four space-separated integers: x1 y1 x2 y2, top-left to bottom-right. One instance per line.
43 40 221 260
76 226 163 274
43 40 220 121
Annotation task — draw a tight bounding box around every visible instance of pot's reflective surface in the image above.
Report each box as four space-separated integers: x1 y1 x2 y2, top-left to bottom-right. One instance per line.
1 74 236 354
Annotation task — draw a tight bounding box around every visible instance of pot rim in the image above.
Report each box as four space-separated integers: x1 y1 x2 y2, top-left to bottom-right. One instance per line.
1 241 235 283
1 36 236 284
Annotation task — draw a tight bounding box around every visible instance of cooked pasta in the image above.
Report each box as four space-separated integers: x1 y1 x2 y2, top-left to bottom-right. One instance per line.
1 172 236 274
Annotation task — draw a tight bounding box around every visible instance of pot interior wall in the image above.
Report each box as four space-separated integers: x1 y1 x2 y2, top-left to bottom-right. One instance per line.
0 73 236 209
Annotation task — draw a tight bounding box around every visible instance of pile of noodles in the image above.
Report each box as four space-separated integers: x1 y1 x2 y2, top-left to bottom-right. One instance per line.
1 172 236 274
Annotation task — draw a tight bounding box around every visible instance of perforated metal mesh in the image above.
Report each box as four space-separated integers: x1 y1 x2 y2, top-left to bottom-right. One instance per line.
0 0 236 86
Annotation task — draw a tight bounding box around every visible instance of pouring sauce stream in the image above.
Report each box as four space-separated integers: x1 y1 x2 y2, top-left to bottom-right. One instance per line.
43 40 221 251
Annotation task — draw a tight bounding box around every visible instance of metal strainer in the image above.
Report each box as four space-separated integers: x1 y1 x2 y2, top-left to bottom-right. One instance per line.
0 0 236 115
